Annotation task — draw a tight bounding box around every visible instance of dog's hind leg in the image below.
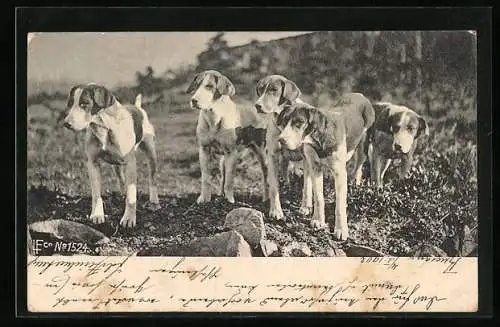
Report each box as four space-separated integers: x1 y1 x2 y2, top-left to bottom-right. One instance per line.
120 153 137 228
139 134 161 211
254 147 269 203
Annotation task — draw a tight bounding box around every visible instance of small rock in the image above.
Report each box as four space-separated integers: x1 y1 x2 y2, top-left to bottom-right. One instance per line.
260 240 279 257
326 247 346 257
345 244 386 257
410 243 448 257
282 242 312 257
224 207 266 247
186 230 252 257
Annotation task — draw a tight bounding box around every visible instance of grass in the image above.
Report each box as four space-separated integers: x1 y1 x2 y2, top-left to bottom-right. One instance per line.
26 86 478 257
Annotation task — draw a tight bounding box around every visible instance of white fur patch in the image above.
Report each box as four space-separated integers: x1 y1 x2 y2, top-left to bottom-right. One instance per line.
92 197 104 217
127 184 137 205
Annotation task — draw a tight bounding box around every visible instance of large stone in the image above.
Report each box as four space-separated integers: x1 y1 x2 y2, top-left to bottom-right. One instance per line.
344 244 386 257
223 207 266 247
29 219 110 245
187 230 252 257
282 242 312 257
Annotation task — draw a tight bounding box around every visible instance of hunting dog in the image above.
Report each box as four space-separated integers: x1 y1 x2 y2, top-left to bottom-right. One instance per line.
276 93 375 240
254 75 313 220
186 70 268 204
367 102 429 187
62 83 161 228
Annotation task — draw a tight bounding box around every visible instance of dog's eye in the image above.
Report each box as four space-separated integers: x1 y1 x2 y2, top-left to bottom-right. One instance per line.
292 119 303 128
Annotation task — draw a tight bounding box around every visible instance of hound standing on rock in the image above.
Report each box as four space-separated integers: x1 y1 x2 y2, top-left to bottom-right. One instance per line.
186 70 269 205
62 83 161 228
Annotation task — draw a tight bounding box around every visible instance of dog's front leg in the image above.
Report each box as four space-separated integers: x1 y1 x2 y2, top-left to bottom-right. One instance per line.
87 159 105 224
266 142 285 220
370 148 384 188
380 158 392 182
329 155 349 241
303 145 326 229
299 154 313 216
197 146 212 204
120 155 137 228
398 149 414 179
222 151 237 203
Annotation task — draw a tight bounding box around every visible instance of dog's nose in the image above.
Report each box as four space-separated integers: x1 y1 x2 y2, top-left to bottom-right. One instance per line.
255 104 263 113
191 99 198 107
63 122 72 129
278 138 286 145
394 143 402 152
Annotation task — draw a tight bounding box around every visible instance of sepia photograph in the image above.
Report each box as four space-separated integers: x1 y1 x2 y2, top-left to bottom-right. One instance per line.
27 31 478 259
19 5 491 312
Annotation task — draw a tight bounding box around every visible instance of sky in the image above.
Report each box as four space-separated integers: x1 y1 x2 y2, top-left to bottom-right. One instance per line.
27 32 311 87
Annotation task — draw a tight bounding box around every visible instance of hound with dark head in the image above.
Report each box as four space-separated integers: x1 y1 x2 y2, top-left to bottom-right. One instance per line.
368 102 429 187
254 75 314 220
276 93 375 240
186 70 268 204
62 84 161 227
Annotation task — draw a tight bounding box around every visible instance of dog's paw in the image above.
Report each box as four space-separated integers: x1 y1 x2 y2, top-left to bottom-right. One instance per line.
145 201 161 212
310 220 328 230
120 212 137 228
225 195 235 204
269 207 285 220
333 227 349 241
196 194 211 204
298 206 312 216
90 214 105 224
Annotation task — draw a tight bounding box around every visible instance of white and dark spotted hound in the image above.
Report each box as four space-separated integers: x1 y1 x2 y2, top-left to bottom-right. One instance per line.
367 102 429 187
62 83 160 228
186 70 268 204
253 75 315 220
276 93 375 240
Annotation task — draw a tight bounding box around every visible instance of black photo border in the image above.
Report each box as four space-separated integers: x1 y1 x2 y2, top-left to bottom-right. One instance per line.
14 5 493 321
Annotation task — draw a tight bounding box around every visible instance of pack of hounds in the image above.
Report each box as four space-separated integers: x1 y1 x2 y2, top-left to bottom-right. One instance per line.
62 70 429 242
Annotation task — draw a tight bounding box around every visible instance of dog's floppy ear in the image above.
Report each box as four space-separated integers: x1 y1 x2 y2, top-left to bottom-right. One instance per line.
256 76 273 97
373 102 393 134
416 115 429 138
214 74 235 99
305 108 335 156
66 86 79 109
87 84 116 115
276 104 295 129
279 79 301 105
186 72 205 94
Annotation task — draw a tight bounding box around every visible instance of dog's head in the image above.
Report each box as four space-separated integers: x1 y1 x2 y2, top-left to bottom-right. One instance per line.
276 103 335 155
186 70 235 111
254 75 301 115
373 102 429 155
62 83 116 131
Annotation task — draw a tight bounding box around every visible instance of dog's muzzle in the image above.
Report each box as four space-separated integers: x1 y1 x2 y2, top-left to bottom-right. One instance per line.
255 104 264 114
190 99 200 109
63 121 73 130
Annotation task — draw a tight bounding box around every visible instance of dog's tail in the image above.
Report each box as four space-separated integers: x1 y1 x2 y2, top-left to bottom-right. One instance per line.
135 94 142 108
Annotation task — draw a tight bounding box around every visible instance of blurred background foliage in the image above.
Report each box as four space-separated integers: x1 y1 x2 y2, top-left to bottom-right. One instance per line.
29 31 477 123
